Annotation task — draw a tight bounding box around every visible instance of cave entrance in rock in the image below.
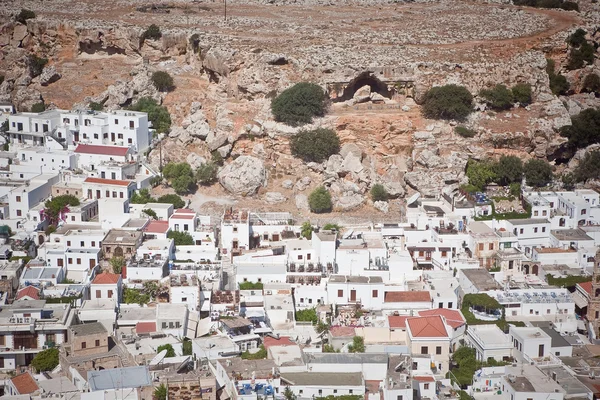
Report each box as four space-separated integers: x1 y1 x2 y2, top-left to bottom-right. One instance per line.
334 72 391 102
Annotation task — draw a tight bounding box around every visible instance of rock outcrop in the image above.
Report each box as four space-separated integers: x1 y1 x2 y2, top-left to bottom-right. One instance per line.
218 156 267 196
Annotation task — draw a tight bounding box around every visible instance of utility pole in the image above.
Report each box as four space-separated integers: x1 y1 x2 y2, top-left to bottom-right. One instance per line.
224 0 227 21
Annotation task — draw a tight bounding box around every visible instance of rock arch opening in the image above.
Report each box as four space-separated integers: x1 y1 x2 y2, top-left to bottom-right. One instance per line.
333 72 391 103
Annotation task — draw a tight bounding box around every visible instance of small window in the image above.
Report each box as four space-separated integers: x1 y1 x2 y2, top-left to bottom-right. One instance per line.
424 384 430 390
298 255 303 260
16 210 22 216
519 228 524 234
115 119 119 124
94 134 99 139
478 243 484 251
181 297 187 302
81 342 87 349
534 227 538 233
80 241 85 247
338 289 343 298
67 241 71 246
534 210 539 216
582 209 587 215
16 196 21 202
436 346 442 355
372 290 378 298
95 340 100 347
421 346 428 354
542 227 546 232
441 250 447 257
233 227 238 233
489 243 493 250
118 133 123 139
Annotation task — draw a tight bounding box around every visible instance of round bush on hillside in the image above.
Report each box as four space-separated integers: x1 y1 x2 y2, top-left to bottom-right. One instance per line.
151 71 174 92
421 84 473 121
582 73 600 94
524 159 553 187
271 82 327 126
479 84 514 111
370 184 388 202
511 83 532 105
290 128 340 162
308 186 332 214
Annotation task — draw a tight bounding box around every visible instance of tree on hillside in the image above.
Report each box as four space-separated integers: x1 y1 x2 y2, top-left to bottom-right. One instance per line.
560 108 600 149
308 186 332 213
582 73 600 95
573 151 600 182
347 336 365 353
130 188 155 204
162 162 195 194
271 82 327 126
196 162 218 185
422 84 473 121
480 84 514 110
289 128 340 162
129 97 171 134
370 183 388 202
16 9 36 24
466 160 497 191
151 71 174 92
494 155 523 186
157 194 185 209
524 159 553 187
511 83 532 105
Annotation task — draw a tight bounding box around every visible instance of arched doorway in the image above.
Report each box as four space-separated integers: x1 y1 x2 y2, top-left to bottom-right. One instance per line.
523 264 530 275
38 235 45 245
532 265 539 275
114 247 124 258
334 72 391 102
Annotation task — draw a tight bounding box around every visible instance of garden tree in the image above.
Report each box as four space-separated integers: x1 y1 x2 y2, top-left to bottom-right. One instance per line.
42 195 80 225
511 83 532 105
28 54 48 77
16 9 36 24
157 344 176 357
129 97 171 134
239 281 263 290
196 162 218 185
465 160 497 191
167 231 194 246
322 223 342 231
479 84 514 110
150 176 163 187
289 128 340 162
315 319 330 334
110 256 125 274
171 174 195 195
143 281 160 299
295 308 318 324
142 209 158 219
494 155 523 186
546 59 570 96
182 338 193 355
162 162 195 194
455 126 476 138
241 345 268 360
308 186 332 213
524 159 553 187
560 108 600 149
300 221 313 239
347 336 365 353
31 102 45 113
509 182 521 198
30 348 59 372
89 101 103 111
130 188 155 204
561 172 576 190
151 71 174 92
421 84 473 121
370 183 388 202
154 384 167 400
143 24 162 40
283 386 297 400
322 344 340 353
271 82 327 126
123 287 150 305
582 73 600 94
574 151 600 182
157 194 185 209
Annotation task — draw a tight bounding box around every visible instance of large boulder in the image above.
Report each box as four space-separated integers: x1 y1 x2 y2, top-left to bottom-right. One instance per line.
295 194 310 211
218 156 267 196
335 193 365 211
353 85 371 103
39 65 61 86
265 192 287 204
206 130 229 151
203 46 236 77
340 143 362 160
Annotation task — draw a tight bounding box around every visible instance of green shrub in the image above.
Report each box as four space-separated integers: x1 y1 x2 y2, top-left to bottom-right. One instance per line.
455 126 477 138
182 338 193 355
28 54 48 78
157 194 185 209
151 71 174 92
142 208 158 219
524 159 553 187
196 162 218 185
295 308 318 323
582 73 600 94
308 186 332 214
239 281 263 290
574 151 600 182
511 83 532 105
560 108 600 149
128 97 171 134
421 84 473 121
271 82 327 126
168 230 194 245
546 274 591 288
143 24 162 40
31 102 45 113
241 345 267 360
110 256 125 274
347 336 365 353
494 155 523 186
480 84 514 110
211 150 224 165
290 128 340 162
123 287 150 305
16 9 36 24
42 195 80 225
370 184 388 202
30 348 58 372
162 162 194 194
466 159 497 191
322 223 342 231
157 344 175 357
154 384 167 400
130 188 154 204
568 29 587 47
513 0 578 10
0 75 4 85
89 101 103 111
301 222 313 239
546 59 570 96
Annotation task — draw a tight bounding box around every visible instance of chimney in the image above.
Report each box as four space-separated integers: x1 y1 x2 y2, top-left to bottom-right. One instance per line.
121 264 127 279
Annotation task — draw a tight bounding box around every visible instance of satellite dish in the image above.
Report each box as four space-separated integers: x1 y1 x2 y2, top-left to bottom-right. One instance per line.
407 193 421 205
149 349 168 366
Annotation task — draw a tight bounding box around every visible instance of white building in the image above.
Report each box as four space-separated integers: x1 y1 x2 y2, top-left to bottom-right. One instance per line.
82 177 136 201
508 327 551 361
90 272 122 302
221 209 250 254
465 325 513 362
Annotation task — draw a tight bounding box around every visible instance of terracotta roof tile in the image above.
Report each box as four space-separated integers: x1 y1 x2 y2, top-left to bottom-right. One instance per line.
16 286 40 301
144 220 170 234
413 376 435 382
11 372 39 394
75 144 130 157
578 281 592 295
419 309 465 329
384 291 431 303
84 177 133 187
263 336 295 350
329 326 356 337
388 315 409 329
136 322 157 334
92 273 121 284
407 315 448 338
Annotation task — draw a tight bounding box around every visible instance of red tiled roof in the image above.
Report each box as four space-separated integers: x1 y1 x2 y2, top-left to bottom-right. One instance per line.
170 214 195 220
407 315 448 338
144 220 170 234
329 326 356 337
92 273 121 284
84 177 133 187
75 144 130 157
175 209 195 214
419 309 466 329
388 315 409 329
578 281 592 295
11 372 39 394
263 336 295 350
136 322 157 335
384 291 431 303
413 376 435 382
16 286 40 301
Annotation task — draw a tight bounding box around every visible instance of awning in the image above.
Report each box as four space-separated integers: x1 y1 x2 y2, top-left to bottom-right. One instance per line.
572 291 588 309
